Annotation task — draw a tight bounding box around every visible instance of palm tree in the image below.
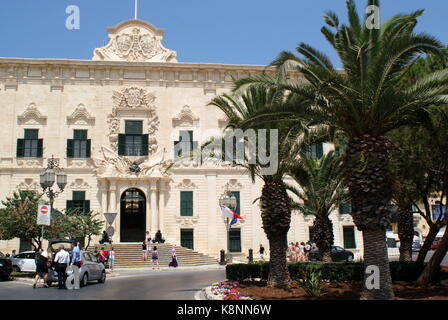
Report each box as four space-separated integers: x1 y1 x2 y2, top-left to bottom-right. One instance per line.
231 0 448 299
208 85 311 289
287 151 347 262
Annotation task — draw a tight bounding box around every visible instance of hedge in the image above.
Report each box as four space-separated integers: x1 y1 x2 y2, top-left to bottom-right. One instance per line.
226 261 429 283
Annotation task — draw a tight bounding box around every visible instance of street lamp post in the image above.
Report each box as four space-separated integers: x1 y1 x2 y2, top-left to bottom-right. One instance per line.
39 156 67 246
219 190 237 264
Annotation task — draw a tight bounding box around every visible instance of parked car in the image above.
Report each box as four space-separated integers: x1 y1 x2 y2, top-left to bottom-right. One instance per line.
309 246 354 262
0 252 13 280
47 250 106 287
431 238 442 250
10 251 36 272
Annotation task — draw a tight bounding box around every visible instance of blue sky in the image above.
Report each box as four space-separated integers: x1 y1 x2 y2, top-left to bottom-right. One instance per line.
0 0 447 66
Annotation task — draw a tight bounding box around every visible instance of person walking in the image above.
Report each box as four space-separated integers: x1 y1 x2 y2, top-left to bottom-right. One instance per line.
11 249 16 257
304 241 312 261
169 245 178 268
151 246 159 269
142 241 148 261
109 247 115 271
71 241 81 268
288 242 297 262
54 246 70 289
259 244 266 261
33 249 49 289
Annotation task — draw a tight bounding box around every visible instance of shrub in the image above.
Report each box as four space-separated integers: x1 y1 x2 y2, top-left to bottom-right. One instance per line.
226 261 426 283
299 269 323 297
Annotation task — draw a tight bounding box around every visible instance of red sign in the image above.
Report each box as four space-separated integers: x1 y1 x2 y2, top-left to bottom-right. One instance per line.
41 206 48 214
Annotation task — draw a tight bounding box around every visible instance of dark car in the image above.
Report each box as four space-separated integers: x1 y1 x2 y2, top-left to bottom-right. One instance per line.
309 246 354 262
0 251 13 280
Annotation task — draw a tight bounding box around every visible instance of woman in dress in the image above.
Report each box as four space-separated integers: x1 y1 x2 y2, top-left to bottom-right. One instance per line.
288 242 297 262
33 249 49 288
152 246 159 269
169 245 178 268
142 241 147 261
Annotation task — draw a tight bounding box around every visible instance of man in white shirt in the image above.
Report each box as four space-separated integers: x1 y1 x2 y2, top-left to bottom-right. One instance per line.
54 246 70 289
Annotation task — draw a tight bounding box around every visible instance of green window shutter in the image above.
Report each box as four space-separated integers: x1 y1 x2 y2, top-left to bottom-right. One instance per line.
118 134 126 156
37 139 43 158
66 200 73 211
16 139 25 158
83 200 90 214
141 134 149 156
229 229 241 252
343 226 356 249
317 143 324 158
180 229 194 250
86 139 91 158
180 191 193 216
67 139 74 158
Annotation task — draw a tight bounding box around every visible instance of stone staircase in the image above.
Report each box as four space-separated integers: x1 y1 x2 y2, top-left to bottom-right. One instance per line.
89 243 218 268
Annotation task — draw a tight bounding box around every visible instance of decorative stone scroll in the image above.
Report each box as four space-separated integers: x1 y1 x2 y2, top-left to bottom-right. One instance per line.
172 105 199 127
17 178 39 191
67 104 95 125
18 103 47 125
92 20 177 63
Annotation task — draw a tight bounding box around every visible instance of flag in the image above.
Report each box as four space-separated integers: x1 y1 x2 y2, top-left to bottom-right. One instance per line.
221 206 243 225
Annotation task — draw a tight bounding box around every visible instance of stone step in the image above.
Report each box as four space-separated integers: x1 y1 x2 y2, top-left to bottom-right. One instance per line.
88 242 217 268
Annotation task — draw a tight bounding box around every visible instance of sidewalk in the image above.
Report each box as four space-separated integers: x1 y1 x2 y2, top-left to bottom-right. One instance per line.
111 264 226 272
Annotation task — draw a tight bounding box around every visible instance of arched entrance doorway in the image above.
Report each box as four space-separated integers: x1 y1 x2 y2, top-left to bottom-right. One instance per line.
120 188 146 242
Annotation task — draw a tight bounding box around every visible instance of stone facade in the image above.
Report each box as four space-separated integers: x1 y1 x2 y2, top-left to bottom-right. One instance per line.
0 19 362 258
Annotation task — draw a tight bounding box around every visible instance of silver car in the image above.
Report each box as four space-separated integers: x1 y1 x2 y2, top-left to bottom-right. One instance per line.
48 250 106 287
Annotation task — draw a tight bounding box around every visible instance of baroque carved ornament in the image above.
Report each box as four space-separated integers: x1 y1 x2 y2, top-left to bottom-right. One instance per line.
92 20 177 63
172 105 199 127
18 103 47 125
107 87 159 154
67 104 95 125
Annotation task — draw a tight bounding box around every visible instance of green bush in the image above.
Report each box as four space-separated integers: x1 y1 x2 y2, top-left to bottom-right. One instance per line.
299 269 323 297
226 261 426 283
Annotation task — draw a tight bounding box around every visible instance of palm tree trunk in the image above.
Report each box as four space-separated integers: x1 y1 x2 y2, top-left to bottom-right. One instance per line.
267 234 290 288
260 180 291 289
314 215 334 263
417 227 438 263
417 226 448 286
397 206 414 262
345 135 395 300
361 229 394 300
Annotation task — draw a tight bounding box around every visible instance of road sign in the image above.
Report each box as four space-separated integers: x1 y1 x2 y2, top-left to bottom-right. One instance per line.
106 226 115 237
104 212 117 226
37 204 51 226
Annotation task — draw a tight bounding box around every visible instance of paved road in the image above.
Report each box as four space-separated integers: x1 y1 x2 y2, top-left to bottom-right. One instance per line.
0 269 226 300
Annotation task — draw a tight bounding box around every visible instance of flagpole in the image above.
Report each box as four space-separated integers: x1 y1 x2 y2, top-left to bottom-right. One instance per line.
134 0 138 20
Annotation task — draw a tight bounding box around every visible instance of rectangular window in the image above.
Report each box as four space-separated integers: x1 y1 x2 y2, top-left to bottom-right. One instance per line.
343 226 356 249
230 191 241 215
180 191 193 216
306 143 324 159
67 130 90 158
180 229 194 250
339 202 352 215
17 129 42 158
229 228 242 252
125 120 143 135
67 191 90 214
118 121 148 156
309 226 316 243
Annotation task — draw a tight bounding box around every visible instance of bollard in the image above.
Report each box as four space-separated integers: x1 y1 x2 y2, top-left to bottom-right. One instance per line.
219 249 226 265
248 249 253 263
